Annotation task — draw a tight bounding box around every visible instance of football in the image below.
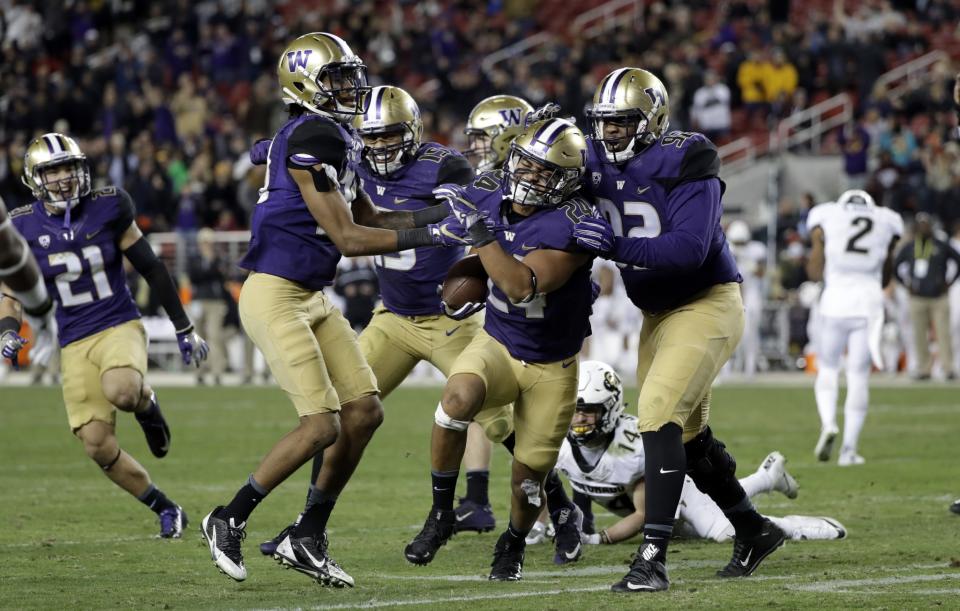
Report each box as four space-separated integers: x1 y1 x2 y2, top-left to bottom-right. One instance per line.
441 254 489 310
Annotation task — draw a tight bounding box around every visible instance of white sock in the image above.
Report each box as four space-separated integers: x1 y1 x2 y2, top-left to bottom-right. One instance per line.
842 370 869 452
814 365 839 430
739 472 771 499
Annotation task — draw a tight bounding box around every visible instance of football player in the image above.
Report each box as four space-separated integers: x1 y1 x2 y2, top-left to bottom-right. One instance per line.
0 194 56 364
556 361 847 546
805 190 902 466
725 220 766 376
403 117 595 581
200 33 464 587
572 67 785 591
456 94 534 533
7 132 207 538
255 85 512 554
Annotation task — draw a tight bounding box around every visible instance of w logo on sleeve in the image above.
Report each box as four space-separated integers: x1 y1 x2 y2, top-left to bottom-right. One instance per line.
286 50 313 72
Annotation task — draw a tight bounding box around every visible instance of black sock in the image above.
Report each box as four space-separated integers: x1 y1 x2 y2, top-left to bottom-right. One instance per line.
310 451 323 483
220 475 268 524
296 497 336 538
722 494 766 538
505 521 528 544
134 398 159 422
465 470 490 505
544 470 572 514
501 432 516 455
573 490 595 533
137 484 175 515
639 423 686 563
431 469 459 511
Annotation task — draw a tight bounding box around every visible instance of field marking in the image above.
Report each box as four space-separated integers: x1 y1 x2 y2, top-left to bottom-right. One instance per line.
789 572 960 593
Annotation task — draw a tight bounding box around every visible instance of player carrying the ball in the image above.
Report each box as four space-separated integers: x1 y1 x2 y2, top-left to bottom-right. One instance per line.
403 116 597 581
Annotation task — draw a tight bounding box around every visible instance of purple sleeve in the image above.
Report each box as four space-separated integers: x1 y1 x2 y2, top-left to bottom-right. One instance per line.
609 179 722 271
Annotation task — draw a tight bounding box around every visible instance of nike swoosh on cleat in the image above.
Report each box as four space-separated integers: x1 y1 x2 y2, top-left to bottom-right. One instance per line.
626 581 656 590
455 511 473 522
564 543 581 559
740 549 753 567
445 326 461 336
659 468 679 474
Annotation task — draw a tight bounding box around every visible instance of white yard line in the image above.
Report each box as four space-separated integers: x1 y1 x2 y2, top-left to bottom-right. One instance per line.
789 572 960 593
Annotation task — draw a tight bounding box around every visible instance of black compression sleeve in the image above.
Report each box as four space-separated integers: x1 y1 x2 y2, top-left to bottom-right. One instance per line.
412 205 449 226
396 227 434 250
123 238 192 332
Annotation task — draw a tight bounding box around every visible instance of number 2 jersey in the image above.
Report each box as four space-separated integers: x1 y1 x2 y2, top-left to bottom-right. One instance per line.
10 188 140 347
806 201 902 318
240 113 361 289
580 131 740 312
435 171 594 363
555 414 646 516
356 143 474 316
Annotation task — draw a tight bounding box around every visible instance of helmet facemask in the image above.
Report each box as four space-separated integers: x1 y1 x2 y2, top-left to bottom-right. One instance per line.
464 128 497 172
505 145 581 208
31 159 91 212
587 109 654 163
313 61 371 120
359 123 419 177
569 401 606 445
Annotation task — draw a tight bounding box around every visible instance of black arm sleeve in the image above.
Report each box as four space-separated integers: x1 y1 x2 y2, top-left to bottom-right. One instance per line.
123 238 192 332
436 155 476 186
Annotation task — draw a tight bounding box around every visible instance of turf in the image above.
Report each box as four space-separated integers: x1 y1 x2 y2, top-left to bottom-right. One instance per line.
1 384 958 609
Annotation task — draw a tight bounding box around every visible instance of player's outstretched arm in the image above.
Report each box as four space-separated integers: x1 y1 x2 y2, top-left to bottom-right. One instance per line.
291 166 455 255
350 189 449 230
584 481 647 545
118 221 208 367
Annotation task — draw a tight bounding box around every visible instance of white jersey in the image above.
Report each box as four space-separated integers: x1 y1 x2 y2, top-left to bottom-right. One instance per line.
730 240 766 310
555 415 645 517
806 202 903 318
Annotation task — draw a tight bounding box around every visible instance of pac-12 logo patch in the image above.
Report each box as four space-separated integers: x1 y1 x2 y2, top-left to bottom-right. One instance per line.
592 172 602 186
39 235 50 248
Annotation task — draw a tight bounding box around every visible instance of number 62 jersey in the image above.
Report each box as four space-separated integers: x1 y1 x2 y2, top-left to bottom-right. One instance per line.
10 187 141 347
806 201 903 318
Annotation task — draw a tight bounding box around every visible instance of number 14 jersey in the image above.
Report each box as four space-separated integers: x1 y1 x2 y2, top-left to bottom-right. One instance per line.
806 201 902 317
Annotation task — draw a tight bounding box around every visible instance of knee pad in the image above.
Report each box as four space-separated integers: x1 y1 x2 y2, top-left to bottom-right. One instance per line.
684 426 737 492
434 403 470 432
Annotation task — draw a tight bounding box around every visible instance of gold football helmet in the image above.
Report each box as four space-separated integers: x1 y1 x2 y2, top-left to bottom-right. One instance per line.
464 95 534 172
277 32 370 120
22 133 90 212
505 118 586 208
353 85 423 176
585 67 670 162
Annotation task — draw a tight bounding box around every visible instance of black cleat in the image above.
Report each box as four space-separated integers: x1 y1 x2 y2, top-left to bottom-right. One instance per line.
135 392 171 458
274 531 354 587
404 508 455 565
950 499 960 515
611 544 670 592
200 506 247 581
260 519 298 556
717 519 786 577
551 504 584 565
488 530 524 581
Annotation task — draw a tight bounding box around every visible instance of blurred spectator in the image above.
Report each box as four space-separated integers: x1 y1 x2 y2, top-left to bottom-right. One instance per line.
188 229 229 385
691 70 732 142
837 115 871 189
764 48 798 119
737 49 769 121
894 213 960 379
334 258 380 333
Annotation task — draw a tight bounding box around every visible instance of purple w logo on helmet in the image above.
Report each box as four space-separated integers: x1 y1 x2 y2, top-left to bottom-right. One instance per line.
286 50 312 72
498 108 523 126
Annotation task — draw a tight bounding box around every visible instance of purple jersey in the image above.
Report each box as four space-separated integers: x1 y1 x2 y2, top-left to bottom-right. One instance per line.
581 131 740 312
239 114 362 289
438 171 594 362
357 142 474 315
11 187 140 347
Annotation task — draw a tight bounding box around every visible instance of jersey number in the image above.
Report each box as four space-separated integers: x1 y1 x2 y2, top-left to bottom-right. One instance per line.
845 217 873 254
375 250 417 271
487 279 546 318
48 246 114 307
593 197 662 269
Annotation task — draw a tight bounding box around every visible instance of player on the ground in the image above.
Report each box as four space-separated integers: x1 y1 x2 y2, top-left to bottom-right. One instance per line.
0 194 56 364
254 85 514 554
403 117 595 580
199 34 464 587
6 132 205 538
553 361 847 546
805 189 902 466
455 94 534 533
572 67 786 592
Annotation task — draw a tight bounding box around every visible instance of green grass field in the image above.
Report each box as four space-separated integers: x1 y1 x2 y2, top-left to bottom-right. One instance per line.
1 384 958 610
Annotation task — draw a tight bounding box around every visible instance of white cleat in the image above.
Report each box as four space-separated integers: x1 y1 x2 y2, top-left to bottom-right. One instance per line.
837 447 865 467
814 426 839 462
524 520 556 545
774 515 847 540
760 451 799 499
200 508 247 581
